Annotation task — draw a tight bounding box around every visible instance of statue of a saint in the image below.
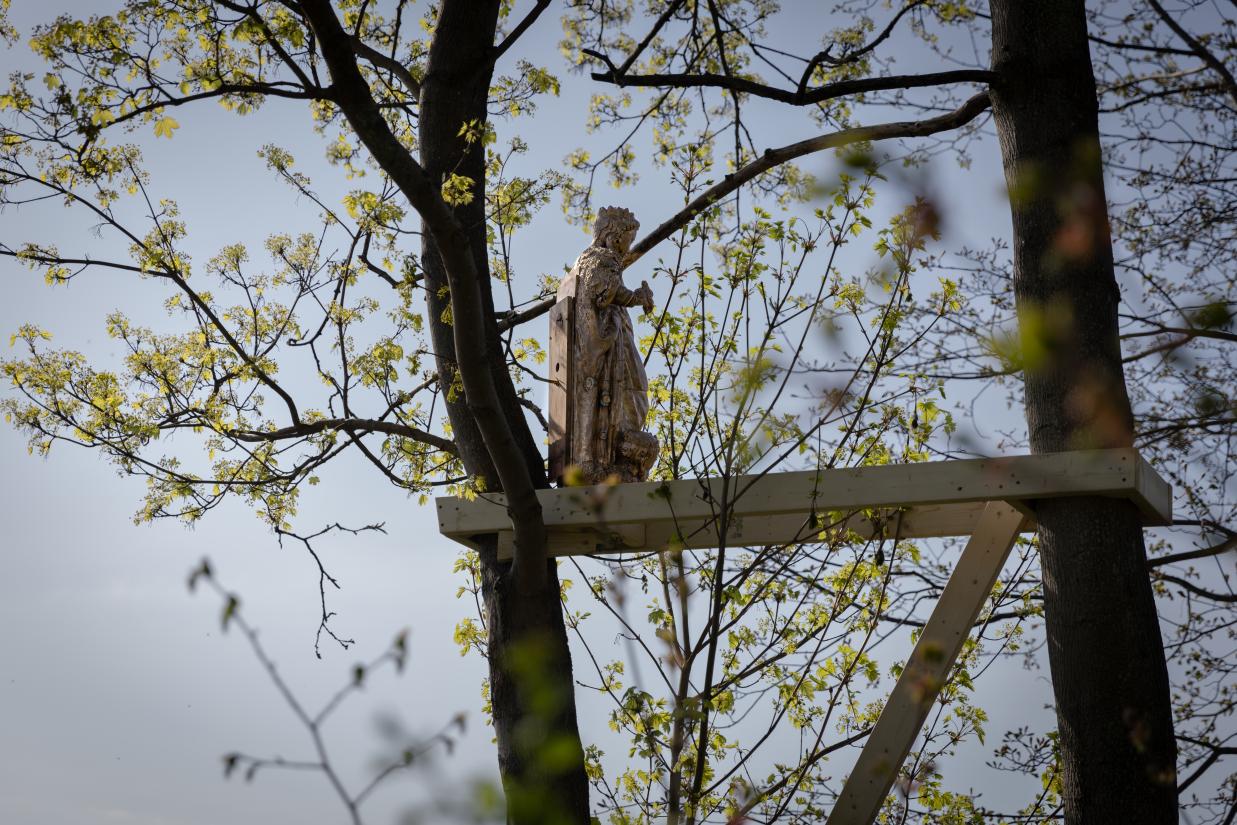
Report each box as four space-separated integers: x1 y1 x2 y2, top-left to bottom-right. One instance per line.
556 206 658 483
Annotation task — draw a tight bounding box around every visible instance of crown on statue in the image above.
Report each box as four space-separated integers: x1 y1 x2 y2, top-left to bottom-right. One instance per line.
593 205 639 242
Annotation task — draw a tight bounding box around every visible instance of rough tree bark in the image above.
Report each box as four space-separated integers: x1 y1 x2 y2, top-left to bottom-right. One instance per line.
988 2 1178 821
417 3 591 822
302 1 591 822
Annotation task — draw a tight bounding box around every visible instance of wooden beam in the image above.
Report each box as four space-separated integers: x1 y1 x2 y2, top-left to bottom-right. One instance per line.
547 297 573 485
436 449 1171 556
825 501 1028 825
492 502 992 560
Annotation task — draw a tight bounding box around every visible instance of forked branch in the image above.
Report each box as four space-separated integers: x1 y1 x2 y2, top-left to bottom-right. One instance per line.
629 91 993 262
500 92 993 331
586 55 993 108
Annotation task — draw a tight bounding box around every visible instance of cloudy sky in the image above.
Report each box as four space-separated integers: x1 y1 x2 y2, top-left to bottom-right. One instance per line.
0 2 1071 824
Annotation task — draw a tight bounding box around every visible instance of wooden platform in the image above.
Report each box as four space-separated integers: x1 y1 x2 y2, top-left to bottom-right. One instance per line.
434 448 1171 824
435 448 1171 560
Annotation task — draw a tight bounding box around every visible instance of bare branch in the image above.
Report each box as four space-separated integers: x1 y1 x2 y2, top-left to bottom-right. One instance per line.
1178 737 1237 793
797 0 927 93
275 522 388 655
587 63 994 106
351 33 421 96
1088 32 1194 57
232 417 457 456
497 295 556 331
499 94 993 333
1123 324 1237 345
1147 533 1236 568
1147 0 1237 107
491 0 551 64
1153 571 1237 602
628 91 992 265
617 0 688 76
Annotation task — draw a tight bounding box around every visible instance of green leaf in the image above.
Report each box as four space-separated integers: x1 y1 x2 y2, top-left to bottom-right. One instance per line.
186 558 212 592
153 116 179 139
221 594 238 631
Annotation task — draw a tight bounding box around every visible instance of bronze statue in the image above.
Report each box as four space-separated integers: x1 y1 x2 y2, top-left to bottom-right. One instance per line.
553 206 658 484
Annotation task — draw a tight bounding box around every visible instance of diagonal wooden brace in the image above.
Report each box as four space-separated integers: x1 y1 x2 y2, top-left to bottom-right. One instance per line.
826 500 1028 824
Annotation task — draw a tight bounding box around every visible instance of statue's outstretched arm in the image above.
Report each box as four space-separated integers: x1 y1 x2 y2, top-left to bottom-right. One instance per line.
607 279 654 314
610 283 639 305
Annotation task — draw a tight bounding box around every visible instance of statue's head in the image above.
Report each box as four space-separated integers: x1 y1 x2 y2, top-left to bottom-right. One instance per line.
593 206 639 255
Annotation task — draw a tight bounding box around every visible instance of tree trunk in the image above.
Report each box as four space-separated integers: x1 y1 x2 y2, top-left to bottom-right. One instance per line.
418 3 591 822
988 2 1178 821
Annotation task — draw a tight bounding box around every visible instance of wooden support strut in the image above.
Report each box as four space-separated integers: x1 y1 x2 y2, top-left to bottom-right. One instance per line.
825 500 1028 824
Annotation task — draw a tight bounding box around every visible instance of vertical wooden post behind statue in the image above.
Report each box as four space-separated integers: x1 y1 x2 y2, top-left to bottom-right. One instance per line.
548 296 575 486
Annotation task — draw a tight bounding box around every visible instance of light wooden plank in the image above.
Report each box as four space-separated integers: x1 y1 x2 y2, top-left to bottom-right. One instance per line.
825 501 1027 825
547 297 574 486
497 522 647 560
491 503 995 561
1134 451 1173 527
436 449 1171 554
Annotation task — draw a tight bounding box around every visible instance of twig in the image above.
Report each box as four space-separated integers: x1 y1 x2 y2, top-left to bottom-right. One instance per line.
186 559 450 824
275 522 387 656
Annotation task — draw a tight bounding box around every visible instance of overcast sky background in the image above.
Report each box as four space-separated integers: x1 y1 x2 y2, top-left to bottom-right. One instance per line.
0 2 1142 823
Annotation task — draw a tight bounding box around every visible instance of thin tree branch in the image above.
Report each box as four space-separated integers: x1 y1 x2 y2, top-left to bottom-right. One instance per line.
1088 32 1194 57
1123 324 1237 344
497 295 557 331
231 417 457 456
100 83 328 133
491 0 551 64
617 0 688 76
350 34 421 96
797 0 927 93
1148 535 1236 568
1153 572 1237 602
627 91 992 265
587 64 994 107
1178 741 1237 793
1147 0 1237 107
497 93 992 332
